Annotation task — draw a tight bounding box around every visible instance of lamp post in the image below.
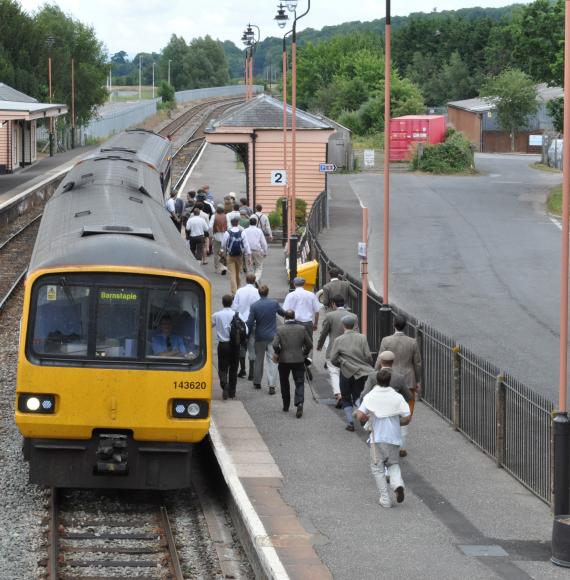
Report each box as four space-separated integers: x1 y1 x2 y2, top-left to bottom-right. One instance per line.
383 0 391 306
46 35 55 157
243 24 260 99
152 62 155 99
241 33 251 99
168 59 172 86
275 1 310 285
138 55 142 100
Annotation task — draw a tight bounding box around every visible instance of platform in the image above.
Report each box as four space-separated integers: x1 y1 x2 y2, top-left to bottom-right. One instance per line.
199 143 559 580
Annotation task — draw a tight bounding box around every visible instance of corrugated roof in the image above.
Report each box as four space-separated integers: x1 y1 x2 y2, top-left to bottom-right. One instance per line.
207 94 333 130
449 84 564 113
0 83 37 103
0 101 67 113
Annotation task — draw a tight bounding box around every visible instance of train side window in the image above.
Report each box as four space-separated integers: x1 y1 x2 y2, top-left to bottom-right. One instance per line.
146 287 201 360
95 288 141 358
32 284 90 356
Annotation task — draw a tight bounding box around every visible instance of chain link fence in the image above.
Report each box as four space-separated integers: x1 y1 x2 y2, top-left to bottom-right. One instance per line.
301 191 555 505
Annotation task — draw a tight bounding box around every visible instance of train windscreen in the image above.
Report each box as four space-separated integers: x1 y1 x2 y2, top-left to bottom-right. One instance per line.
28 274 205 367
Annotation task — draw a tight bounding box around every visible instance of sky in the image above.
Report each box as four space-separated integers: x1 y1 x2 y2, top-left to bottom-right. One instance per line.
17 0 533 57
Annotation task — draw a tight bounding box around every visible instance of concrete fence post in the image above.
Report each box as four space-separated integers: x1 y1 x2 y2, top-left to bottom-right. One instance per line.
495 373 506 467
452 346 461 431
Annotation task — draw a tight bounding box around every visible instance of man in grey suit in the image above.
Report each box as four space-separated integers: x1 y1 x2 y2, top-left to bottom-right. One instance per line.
378 314 422 397
330 316 374 431
273 310 312 418
316 295 358 406
319 268 357 310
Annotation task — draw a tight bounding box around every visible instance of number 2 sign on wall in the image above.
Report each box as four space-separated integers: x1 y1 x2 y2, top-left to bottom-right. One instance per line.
271 170 288 185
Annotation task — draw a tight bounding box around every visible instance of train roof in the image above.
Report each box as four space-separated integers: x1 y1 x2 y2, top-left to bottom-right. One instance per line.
94 129 171 172
57 157 165 205
28 181 203 278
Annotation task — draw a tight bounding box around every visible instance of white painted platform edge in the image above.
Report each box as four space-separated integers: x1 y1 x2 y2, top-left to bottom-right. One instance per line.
176 141 208 197
209 418 289 580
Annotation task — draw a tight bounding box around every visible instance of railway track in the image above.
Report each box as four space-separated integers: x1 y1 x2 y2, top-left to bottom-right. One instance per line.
0 214 41 313
46 488 184 580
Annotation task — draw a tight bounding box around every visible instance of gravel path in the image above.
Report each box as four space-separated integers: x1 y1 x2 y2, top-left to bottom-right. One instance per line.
0 289 46 578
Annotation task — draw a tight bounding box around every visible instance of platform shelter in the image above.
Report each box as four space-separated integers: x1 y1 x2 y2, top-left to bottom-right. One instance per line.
204 94 334 213
0 83 67 174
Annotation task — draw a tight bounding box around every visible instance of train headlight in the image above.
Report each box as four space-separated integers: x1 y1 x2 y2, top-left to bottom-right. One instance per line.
187 403 200 417
26 397 40 411
171 399 208 419
18 394 56 414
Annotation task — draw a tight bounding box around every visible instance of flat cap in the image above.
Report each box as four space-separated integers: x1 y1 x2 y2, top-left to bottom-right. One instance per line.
293 277 305 285
379 350 395 362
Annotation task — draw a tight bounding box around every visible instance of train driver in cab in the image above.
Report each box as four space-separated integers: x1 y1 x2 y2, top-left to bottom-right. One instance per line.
151 315 187 356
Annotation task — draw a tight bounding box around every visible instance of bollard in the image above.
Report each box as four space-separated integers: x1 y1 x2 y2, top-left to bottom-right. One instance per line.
495 374 506 467
452 346 461 431
553 412 570 516
289 235 298 290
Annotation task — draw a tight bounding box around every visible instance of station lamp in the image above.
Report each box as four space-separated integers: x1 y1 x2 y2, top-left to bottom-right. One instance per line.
241 33 251 47
285 0 298 12
275 4 289 28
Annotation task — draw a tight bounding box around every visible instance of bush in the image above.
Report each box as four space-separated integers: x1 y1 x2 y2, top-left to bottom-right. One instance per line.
412 129 474 174
158 81 175 108
270 197 308 233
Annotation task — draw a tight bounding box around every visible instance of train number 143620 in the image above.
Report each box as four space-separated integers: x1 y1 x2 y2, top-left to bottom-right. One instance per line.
174 381 207 390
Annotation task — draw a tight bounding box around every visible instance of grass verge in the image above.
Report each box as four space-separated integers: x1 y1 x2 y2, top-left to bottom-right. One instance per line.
532 162 561 174
548 184 562 215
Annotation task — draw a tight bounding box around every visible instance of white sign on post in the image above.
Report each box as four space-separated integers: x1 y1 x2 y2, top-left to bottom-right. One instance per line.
363 149 375 167
271 170 288 185
358 242 367 260
529 134 544 147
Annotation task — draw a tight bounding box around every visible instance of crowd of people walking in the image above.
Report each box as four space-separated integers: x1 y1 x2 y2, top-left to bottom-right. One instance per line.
168 185 421 510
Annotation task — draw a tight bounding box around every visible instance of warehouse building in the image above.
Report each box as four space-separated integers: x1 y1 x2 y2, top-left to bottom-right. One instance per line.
448 84 562 153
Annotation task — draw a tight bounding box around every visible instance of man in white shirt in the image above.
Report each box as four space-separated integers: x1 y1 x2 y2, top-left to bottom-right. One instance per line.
186 207 209 264
356 368 411 508
212 294 241 399
226 203 241 228
243 216 268 281
254 204 273 242
282 277 321 348
221 217 252 295
165 192 180 230
232 273 260 380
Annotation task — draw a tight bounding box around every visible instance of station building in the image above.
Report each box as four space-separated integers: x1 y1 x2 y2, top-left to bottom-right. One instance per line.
0 83 68 174
205 94 335 213
448 84 562 154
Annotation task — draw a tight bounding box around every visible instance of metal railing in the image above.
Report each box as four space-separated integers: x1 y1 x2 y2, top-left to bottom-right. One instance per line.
302 191 555 505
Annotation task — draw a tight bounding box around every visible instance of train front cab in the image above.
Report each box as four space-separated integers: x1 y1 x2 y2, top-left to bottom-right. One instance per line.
16 267 212 489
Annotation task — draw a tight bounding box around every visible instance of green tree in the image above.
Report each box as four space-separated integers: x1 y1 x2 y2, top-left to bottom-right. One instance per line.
480 69 538 152
547 97 563 133
158 80 175 108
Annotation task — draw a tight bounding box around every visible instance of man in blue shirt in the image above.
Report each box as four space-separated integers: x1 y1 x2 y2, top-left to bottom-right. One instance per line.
151 315 187 356
246 284 285 394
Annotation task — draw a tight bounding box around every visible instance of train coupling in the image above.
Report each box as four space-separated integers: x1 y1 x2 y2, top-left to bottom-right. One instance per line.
95 433 128 475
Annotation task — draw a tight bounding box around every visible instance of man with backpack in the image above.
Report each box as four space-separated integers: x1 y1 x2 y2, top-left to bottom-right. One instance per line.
212 294 245 399
221 217 251 294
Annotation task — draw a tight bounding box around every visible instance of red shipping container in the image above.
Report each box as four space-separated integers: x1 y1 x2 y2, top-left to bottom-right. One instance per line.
389 115 446 162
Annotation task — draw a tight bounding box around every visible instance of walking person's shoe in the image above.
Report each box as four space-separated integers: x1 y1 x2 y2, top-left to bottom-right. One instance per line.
248 361 254 381
222 389 228 400
395 486 405 504
296 404 303 418
268 386 276 395
345 423 355 432
253 383 261 390
282 404 289 412
237 357 247 378
379 492 392 508
399 449 408 458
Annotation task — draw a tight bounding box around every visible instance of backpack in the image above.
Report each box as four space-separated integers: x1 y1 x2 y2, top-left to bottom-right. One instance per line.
229 313 247 347
227 229 244 257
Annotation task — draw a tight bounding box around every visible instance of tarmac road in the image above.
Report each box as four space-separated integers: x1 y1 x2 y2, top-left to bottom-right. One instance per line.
321 154 563 402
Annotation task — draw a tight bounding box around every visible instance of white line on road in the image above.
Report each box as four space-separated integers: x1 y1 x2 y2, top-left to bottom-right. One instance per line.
549 215 562 231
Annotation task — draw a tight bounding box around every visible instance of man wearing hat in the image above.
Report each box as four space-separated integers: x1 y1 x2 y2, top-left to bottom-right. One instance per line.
362 350 413 457
329 316 374 431
319 268 357 310
282 277 321 349
356 368 411 508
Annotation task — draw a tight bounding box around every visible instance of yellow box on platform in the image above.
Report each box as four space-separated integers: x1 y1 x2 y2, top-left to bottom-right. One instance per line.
296 260 319 292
